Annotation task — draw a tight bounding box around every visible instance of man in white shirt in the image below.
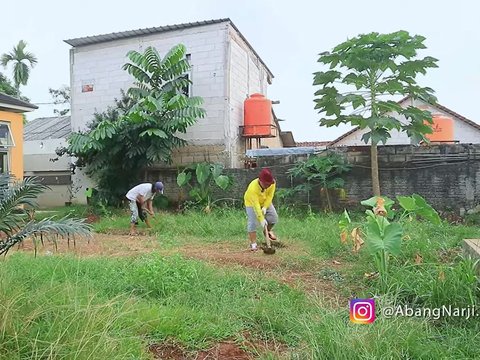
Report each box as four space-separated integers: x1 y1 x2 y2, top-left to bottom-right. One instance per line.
126 181 164 235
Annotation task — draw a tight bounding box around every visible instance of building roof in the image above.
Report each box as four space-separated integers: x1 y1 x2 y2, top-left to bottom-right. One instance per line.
296 141 331 148
24 116 71 141
0 93 38 112
328 96 480 146
280 131 296 147
64 18 274 79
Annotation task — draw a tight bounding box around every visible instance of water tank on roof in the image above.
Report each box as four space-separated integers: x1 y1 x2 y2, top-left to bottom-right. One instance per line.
425 116 454 143
243 93 272 137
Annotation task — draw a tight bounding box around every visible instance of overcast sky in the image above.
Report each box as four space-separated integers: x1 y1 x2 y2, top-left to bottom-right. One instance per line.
1 0 479 141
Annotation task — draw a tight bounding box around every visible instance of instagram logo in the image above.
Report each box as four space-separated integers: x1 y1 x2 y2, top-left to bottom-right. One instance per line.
350 298 375 324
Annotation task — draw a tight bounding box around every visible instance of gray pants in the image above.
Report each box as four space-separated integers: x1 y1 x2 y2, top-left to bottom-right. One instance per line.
246 204 278 232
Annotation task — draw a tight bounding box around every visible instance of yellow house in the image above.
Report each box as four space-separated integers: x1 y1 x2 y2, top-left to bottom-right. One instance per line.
0 93 38 179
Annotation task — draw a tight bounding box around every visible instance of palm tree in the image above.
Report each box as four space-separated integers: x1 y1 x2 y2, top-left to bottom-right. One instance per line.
1 40 38 91
0 174 91 256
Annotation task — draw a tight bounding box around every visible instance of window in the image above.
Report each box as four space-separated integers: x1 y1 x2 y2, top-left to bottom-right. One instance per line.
0 151 8 174
180 54 192 97
0 123 15 147
0 122 13 174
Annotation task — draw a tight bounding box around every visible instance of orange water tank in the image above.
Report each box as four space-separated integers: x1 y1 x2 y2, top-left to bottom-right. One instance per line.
244 93 272 137
425 116 454 143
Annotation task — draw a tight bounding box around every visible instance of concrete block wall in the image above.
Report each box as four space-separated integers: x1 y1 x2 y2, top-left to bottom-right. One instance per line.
169 145 229 167
229 145 480 212
35 186 72 208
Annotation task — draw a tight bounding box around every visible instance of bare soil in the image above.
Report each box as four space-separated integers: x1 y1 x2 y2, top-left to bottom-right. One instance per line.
12 232 345 303
148 333 288 360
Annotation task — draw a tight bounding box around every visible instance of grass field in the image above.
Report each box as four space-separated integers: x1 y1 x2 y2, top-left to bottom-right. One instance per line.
1 207 479 359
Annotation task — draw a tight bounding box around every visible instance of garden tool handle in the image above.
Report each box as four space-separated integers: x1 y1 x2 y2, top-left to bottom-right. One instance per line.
264 225 271 248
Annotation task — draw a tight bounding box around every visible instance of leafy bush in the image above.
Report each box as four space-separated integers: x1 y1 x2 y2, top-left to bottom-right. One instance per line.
177 163 233 212
286 152 350 211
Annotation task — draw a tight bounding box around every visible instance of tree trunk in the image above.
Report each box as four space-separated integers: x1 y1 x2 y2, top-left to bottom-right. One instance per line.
324 188 333 212
371 143 381 196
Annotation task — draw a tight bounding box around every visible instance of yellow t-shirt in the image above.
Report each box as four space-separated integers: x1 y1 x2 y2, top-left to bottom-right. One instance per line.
244 179 276 222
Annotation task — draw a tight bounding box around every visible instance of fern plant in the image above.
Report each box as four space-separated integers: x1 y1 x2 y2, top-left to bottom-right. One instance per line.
0 175 91 256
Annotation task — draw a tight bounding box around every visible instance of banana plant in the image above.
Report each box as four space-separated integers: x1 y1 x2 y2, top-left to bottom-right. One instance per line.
177 163 232 212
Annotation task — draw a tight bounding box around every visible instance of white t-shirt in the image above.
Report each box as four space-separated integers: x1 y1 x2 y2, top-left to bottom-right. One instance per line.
126 183 155 202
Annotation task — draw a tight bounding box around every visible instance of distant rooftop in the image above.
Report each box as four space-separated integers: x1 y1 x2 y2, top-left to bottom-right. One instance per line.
0 93 38 112
296 141 331 148
24 116 71 141
63 18 273 79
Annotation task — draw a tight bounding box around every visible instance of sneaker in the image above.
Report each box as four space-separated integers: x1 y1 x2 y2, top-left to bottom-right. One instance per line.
250 243 258 251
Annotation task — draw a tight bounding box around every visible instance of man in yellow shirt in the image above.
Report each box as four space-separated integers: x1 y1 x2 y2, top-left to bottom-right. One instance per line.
243 168 278 251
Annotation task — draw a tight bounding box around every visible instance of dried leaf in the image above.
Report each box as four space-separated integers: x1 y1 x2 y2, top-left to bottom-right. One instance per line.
351 227 365 253
364 272 379 279
340 230 348 244
438 270 445 282
373 197 387 217
415 253 423 265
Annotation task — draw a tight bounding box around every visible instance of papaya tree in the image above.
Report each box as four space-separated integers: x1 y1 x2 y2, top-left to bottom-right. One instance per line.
314 31 438 196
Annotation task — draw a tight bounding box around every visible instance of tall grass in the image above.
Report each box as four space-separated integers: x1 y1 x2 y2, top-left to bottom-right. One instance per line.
14 207 479 359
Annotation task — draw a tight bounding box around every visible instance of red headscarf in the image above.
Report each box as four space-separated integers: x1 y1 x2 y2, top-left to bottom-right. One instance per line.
259 168 274 186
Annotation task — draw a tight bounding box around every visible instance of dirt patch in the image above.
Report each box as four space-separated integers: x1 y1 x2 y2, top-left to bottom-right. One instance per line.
241 331 289 357
85 214 100 224
99 228 154 236
178 243 285 270
176 243 344 304
148 343 188 360
148 337 286 360
11 233 345 303
196 342 251 360
12 233 159 257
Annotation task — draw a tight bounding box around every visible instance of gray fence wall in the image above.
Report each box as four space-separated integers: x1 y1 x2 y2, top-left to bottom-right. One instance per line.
146 144 480 212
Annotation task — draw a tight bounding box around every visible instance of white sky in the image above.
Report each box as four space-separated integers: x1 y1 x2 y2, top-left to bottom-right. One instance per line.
1 0 479 141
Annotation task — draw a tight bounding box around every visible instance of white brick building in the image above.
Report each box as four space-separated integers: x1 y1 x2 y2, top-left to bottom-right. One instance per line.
65 18 286 173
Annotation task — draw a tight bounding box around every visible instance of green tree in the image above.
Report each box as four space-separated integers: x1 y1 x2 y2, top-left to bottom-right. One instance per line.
314 31 438 196
0 174 91 256
288 153 351 212
0 72 20 97
1 40 38 91
49 85 70 116
61 44 205 204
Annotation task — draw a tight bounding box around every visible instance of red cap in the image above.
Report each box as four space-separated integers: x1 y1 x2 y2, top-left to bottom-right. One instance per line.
259 168 274 186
